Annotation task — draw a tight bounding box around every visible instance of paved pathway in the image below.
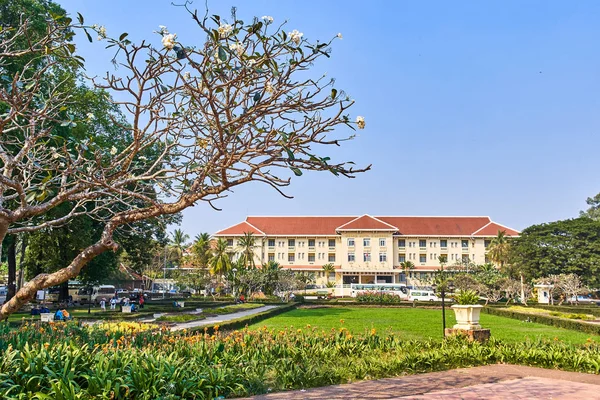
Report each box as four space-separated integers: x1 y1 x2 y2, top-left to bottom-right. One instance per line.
170 305 277 331
245 365 600 399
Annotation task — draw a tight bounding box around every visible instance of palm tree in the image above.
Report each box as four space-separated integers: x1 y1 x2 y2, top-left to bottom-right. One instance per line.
170 229 190 259
321 263 336 285
237 232 256 268
261 261 281 295
192 232 211 268
486 230 510 269
400 261 415 283
296 272 315 294
207 238 232 280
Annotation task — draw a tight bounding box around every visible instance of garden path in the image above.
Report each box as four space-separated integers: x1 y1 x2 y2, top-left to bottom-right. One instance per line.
170 305 278 331
244 364 600 399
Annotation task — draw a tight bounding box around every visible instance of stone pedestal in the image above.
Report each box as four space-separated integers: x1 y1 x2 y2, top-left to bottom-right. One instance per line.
445 328 491 342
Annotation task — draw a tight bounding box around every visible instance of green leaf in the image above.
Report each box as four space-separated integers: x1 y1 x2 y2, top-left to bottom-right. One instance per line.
77 12 84 24
290 167 303 176
331 88 337 99
284 147 295 160
25 192 36 203
218 46 227 62
119 32 129 41
253 92 260 103
84 29 93 43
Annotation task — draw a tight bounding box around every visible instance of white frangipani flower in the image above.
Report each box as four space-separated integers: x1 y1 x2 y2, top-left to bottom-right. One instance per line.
288 29 303 45
337 33 343 39
97 26 107 40
247 59 256 68
218 23 233 37
110 146 118 155
356 116 365 129
86 113 95 120
161 33 177 50
229 42 245 56
159 25 169 34
183 71 191 80
261 16 274 24
265 81 275 94
139 155 148 161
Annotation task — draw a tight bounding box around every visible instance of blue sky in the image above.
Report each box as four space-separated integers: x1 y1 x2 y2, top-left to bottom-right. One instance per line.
59 0 600 236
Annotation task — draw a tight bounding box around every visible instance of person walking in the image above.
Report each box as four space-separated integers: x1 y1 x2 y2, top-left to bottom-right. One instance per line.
100 298 106 311
110 297 117 310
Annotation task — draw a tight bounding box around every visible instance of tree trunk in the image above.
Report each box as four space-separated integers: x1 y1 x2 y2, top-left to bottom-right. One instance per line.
6 236 16 303
17 235 26 290
59 280 69 302
0 238 114 320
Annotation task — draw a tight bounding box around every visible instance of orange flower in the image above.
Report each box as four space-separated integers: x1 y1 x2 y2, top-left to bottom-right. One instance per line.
370 328 377 336
340 319 345 324
43 343 49 349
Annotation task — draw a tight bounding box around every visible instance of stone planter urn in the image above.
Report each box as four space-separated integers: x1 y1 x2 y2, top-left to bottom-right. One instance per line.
451 304 483 330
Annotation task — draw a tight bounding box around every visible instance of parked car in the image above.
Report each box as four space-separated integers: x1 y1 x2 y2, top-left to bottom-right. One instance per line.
408 290 449 302
0 286 6 304
568 295 600 305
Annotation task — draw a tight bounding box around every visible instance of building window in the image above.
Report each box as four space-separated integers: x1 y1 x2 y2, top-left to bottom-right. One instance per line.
329 239 336 247
484 240 491 248
288 239 295 248
461 240 469 248
288 253 295 262
440 239 447 248
379 238 386 247
363 252 371 262
328 253 336 262
268 239 275 247
348 252 355 262
419 240 426 248
227 239 233 246
308 253 315 262
308 239 315 247
379 252 387 262
363 238 371 247
398 239 406 247
268 253 275 262
419 254 426 263
398 254 406 263
347 238 355 247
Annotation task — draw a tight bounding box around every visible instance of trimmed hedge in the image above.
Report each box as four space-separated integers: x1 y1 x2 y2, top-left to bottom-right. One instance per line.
189 303 298 334
532 304 600 317
483 307 600 336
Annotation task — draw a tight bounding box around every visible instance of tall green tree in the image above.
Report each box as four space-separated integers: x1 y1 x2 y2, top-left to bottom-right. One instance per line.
207 238 232 279
486 230 511 269
321 263 336 284
509 218 600 286
581 193 600 221
237 232 256 268
169 229 190 266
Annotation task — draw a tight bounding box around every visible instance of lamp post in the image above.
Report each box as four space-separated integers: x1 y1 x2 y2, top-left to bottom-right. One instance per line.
434 257 453 338
232 268 238 298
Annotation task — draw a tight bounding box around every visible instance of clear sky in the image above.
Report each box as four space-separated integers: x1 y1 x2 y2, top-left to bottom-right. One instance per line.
59 0 600 236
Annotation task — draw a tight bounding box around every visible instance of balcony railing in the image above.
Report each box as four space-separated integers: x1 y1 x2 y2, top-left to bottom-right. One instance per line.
462 247 469 252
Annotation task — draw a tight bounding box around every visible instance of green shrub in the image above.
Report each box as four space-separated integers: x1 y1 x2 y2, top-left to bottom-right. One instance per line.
356 291 404 304
454 290 480 305
0 317 599 398
155 314 205 323
483 307 600 335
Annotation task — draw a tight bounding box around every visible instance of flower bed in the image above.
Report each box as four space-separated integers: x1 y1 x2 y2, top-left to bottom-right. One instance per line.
0 319 599 398
483 307 600 335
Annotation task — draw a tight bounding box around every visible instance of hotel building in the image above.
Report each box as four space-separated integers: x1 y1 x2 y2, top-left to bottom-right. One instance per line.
214 215 519 293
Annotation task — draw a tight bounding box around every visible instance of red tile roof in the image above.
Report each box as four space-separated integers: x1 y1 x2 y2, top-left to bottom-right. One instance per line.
215 221 265 236
282 265 341 270
215 216 519 237
380 216 493 236
336 215 398 231
246 216 352 236
471 222 519 237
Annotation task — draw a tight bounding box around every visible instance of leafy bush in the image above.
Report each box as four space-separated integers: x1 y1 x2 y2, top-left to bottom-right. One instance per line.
0 319 599 398
156 314 205 323
454 290 480 305
484 307 600 335
356 291 404 304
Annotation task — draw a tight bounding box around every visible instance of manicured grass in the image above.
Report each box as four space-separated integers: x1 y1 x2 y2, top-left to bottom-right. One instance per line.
207 303 264 315
251 306 600 344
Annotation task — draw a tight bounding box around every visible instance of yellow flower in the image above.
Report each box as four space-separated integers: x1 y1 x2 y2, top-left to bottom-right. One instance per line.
371 328 377 336
43 343 50 349
340 319 345 324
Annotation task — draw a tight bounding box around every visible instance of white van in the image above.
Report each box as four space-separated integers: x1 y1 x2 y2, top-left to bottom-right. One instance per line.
0 286 6 304
408 290 441 302
91 285 116 304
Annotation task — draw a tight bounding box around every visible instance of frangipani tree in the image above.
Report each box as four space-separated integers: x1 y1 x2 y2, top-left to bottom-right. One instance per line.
0 7 369 318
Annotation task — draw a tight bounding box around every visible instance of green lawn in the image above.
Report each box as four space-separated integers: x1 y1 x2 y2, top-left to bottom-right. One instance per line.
250 306 600 344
